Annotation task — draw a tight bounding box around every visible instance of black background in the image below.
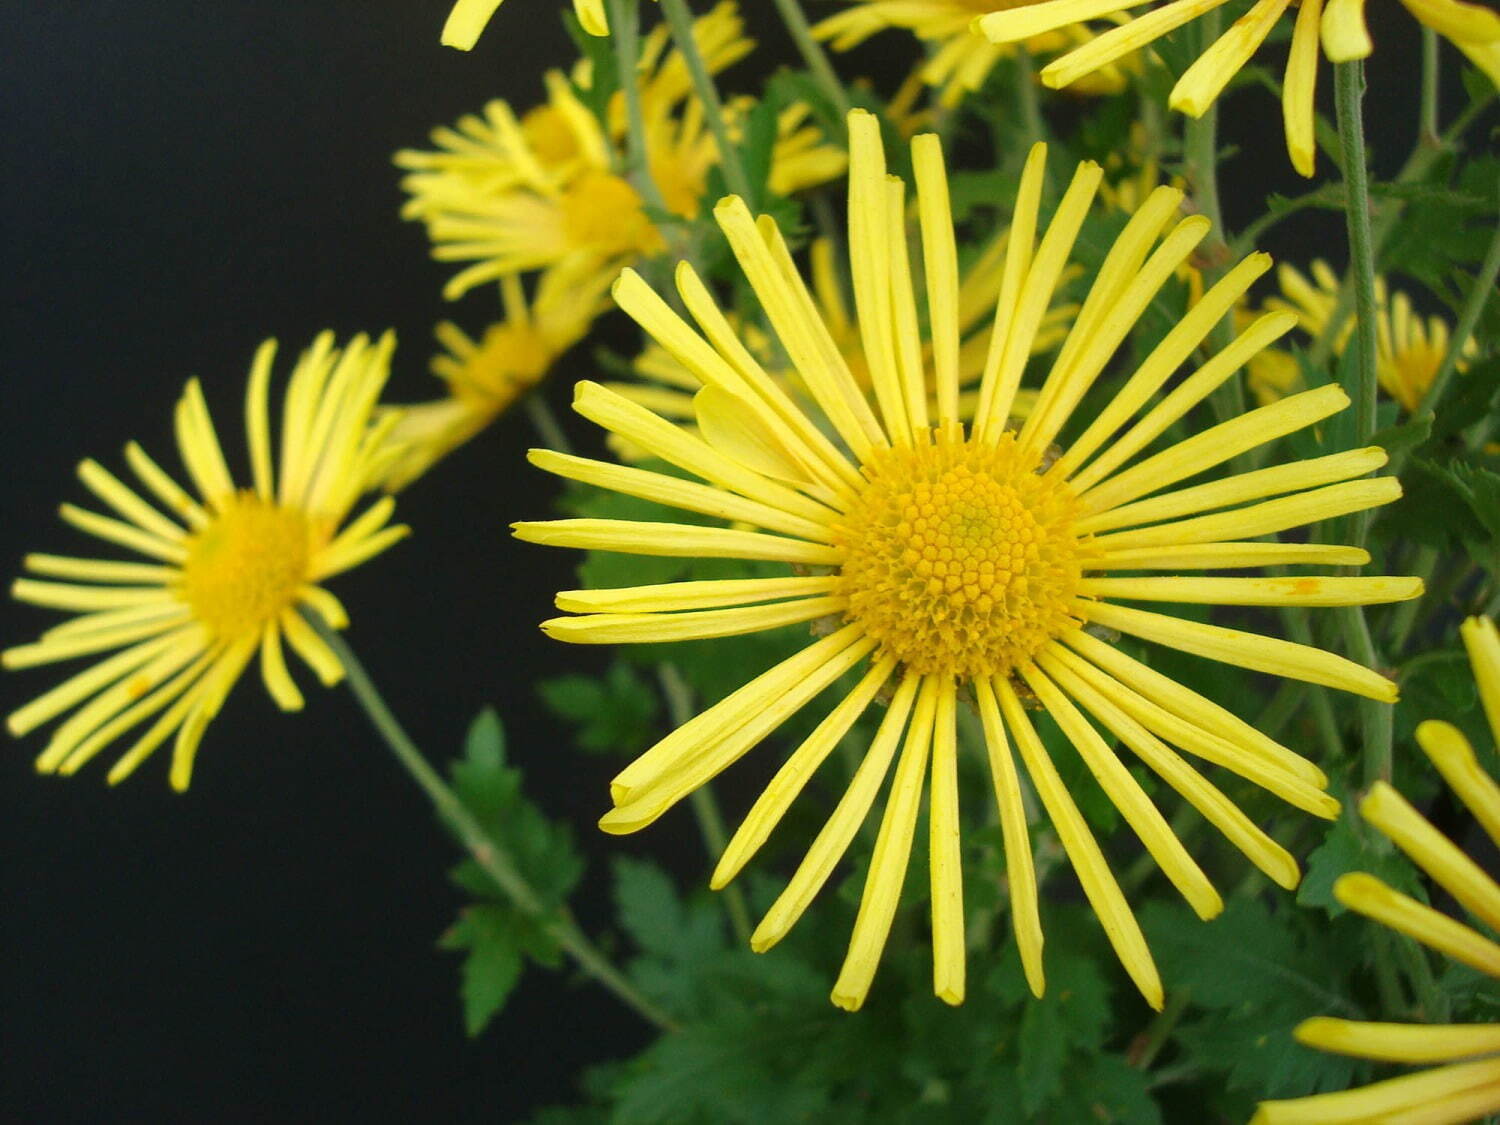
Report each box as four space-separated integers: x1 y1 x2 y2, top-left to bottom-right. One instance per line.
0 3 1451 1121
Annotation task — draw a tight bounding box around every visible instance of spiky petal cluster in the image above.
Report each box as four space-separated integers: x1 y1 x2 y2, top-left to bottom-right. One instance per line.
5 334 408 790
977 0 1500 176
516 109 1420 1010
1256 617 1500 1125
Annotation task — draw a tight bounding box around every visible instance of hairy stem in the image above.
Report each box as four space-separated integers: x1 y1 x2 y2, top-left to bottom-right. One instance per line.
768 0 852 121
310 612 678 1033
656 0 756 206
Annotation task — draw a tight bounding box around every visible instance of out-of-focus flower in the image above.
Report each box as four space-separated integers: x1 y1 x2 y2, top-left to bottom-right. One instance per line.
977 0 1500 176
515 110 1418 1011
382 272 610 490
5 334 408 790
443 0 610 50
1255 616 1500 1125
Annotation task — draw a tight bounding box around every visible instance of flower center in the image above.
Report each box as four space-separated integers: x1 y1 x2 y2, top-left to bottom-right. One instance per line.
560 171 664 257
180 492 311 640
460 322 556 402
831 432 1085 679
521 104 581 167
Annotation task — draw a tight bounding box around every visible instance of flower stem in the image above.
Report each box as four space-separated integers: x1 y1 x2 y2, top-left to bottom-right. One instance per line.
657 664 753 944
767 0 851 121
1334 61 1380 464
1418 203 1500 420
607 0 672 217
656 0 756 207
524 392 572 456
1133 988 1191 1070
309 612 679 1033
1420 28 1440 150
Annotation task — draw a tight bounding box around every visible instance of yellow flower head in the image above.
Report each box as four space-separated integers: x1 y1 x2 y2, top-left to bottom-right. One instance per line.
382 270 610 490
443 0 611 50
1255 616 1500 1125
5 334 409 791
1264 259 1478 412
405 2 844 301
515 110 1421 1010
977 0 1500 176
814 0 1132 108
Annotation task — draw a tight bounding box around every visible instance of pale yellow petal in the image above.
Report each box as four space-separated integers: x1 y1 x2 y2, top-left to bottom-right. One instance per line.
1296 1016 1500 1064
1417 719 1500 850
1335 872 1500 977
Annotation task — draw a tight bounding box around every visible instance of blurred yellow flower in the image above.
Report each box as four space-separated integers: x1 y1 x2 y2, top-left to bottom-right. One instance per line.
1255 615 1500 1125
515 110 1418 1011
977 0 1500 176
443 0 611 50
382 271 610 490
5 334 408 790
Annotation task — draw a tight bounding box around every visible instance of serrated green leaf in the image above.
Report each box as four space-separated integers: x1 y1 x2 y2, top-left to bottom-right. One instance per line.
1298 809 1425 916
1052 1052 1163 1125
1369 413 1432 460
538 661 660 756
1014 951 1112 1114
440 903 527 1037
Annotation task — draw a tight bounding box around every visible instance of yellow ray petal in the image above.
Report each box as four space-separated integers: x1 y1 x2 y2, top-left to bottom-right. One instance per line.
558 575 837 615
1335 872 1500 977
1320 0 1373 61
1170 0 1293 117
912 134 961 428
929 678 965 1005
441 0 503 50
1284 0 1324 177
511 518 841 566
1296 1016 1500 1064
1254 1055 1500 1124
1081 575 1422 608
540 595 844 645
1417 719 1500 850
1461 616 1500 751
1098 542 1371 571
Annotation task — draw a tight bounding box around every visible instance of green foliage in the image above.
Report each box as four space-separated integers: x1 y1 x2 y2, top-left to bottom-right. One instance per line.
441 710 585 1035
539 661 661 756
1297 806 1424 917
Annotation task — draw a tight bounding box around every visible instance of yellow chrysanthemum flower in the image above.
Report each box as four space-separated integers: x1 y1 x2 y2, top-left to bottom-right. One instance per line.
1261 259 1479 412
382 271 610 490
814 0 1130 108
977 0 1500 176
4 334 409 791
515 109 1421 1010
443 0 611 50
404 2 844 301
1255 616 1500 1125
608 232 1070 440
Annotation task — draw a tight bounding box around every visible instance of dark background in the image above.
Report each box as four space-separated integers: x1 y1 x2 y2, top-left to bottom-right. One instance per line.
0 3 1453 1121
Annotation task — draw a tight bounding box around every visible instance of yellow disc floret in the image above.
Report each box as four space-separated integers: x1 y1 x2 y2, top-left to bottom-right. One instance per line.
832 431 1085 678
180 491 312 640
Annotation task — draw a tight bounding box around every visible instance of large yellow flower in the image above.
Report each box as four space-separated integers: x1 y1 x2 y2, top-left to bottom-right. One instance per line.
382 270 611 490
1262 259 1478 412
977 0 1500 176
1255 616 1500 1125
443 0 611 49
5 334 409 790
814 0 1129 107
515 109 1420 1010
404 2 844 301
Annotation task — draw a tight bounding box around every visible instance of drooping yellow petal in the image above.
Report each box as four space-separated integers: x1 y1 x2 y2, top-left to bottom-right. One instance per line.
1335 872 1500 978
1417 719 1500 849
442 0 504 50
1283 0 1324 177
1296 1016 1500 1064
1461 616 1500 750
1170 0 1293 118
1321 0 1373 61
1254 1055 1500 1124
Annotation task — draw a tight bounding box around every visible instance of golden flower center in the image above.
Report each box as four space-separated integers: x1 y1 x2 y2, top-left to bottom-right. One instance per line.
462 322 556 402
521 105 581 167
832 432 1085 679
560 171 663 257
180 492 311 640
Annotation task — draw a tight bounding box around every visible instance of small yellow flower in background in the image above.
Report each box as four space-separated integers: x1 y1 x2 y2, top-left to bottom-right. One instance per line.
404 2 845 301
977 0 1500 176
5 334 409 791
1264 259 1478 412
515 108 1421 1011
814 0 1131 108
443 0 611 50
383 271 610 490
1255 616 1500 1125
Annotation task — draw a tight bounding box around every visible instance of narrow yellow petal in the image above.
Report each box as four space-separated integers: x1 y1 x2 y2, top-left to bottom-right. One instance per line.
124 441 207 530
749 668 916 948
1320 0 1373 61
1400 0 1500 44
1360 783 1500 934
540 596 844 645
999 676 1164 1009
574 0 609 37
1040 0 1230 90
3 609 192 671
831 676 938 1011
716 657 897 891
847 111 909 445
245 338 276 500
1296 1016 1500 1064
1081 575 1422 608
558 575 837 616
279 607 344 688
6 629 187 739
1461 616 1500 752
512 518 840 566
1098 542 1372 571
695 385 820 489
1255 1055 1500 1124
77 460 186 545
12 580 173 613
1335 872 1500 977
1169 0 1293 118
929 678 965 1005
1417 719 1500 850
974 678 1045 996
441 0 503 49
258 621 304 712
174 378 236 507
58 504 187 564
1283 0 1323 177
22 554 174 585
297 585 349 631
1024 665 1223 920
885 176 931 436
912 134 961 427
1085 600 1397 701
976 0 1154 45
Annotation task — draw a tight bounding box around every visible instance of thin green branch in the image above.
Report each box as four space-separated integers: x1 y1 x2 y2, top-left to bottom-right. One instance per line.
1419 206 1500 420
656 0 756 206
309 612 678 1033
657 663 753 945
1420 28 1440 150
768 0 851 121
1134 989 1191 1071
524 392 572 455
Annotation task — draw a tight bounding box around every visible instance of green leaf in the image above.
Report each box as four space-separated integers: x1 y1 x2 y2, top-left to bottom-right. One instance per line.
1369 413 1432 460
1298 808 1425 917
538 661 661 756
1051 1052 1163 1125
439 903 526 1036
1013 952 1112 1115
612 857 728 1018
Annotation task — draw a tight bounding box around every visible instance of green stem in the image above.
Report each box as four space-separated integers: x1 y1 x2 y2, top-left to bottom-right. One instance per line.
310 613 679 1033
1340 605 1393 788
1418 207 1500 420
656 0 756 206
1134 989 1191 1071
524 392 572 455
657 664 753 945
1015 47 1046 148
1388 545 1439 654
608 0 672 217
1420 28 1440 150
1334 61 1381 468
767 0 852 121
1281 607 1346 763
